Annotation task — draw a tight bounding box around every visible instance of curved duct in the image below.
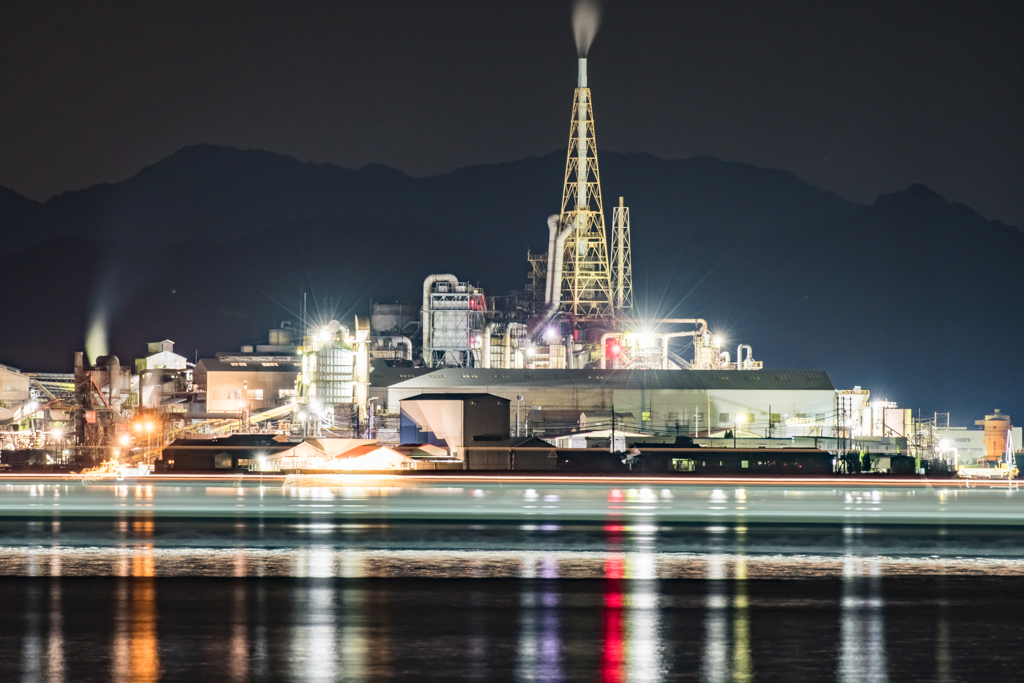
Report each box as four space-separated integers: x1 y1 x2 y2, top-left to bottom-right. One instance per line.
534 216 575 333
421 274 459 368
736 344 753 370
720 351 731 368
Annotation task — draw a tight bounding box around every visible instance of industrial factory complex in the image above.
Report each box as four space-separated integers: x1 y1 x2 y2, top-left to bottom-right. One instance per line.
0 57 1018 478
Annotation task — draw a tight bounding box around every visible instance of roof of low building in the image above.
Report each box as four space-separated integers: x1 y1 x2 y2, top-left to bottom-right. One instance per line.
369 366 434 387
389 368 834 391
402 393 511 403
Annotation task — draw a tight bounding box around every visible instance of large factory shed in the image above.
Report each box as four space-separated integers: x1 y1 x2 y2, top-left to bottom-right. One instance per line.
400 393 510 468
386 369 836 437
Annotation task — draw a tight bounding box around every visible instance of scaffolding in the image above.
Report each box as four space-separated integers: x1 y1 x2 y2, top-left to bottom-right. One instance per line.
611 196 633 317
555 58 614 323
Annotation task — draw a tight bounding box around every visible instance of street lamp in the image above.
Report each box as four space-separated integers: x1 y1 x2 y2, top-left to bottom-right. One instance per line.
516 395 524 438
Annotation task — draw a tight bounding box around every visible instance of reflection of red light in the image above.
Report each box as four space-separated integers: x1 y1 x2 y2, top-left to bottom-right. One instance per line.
601 569 625 683
604 524 625 533
609 489 623 500
605 556 624 579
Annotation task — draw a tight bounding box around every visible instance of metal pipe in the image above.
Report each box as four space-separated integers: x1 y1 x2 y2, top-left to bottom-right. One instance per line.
661 331 698 369
421 274 459 368
565 335 575 369
534 219 575 331
720 351 731 369
543 214 559 305
629 318 709 335
599 331 615 370
736 344 753 370
481 323 497 369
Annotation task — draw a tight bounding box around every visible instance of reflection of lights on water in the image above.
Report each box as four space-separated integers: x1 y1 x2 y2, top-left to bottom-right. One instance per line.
838 556 889 682
517 587 562 682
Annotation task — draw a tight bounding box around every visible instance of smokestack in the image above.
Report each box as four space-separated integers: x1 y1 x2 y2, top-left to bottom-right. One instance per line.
577 58 588 214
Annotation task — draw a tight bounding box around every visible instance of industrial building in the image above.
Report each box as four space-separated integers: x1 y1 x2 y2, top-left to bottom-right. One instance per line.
385 368 836 439
2 51 1010 478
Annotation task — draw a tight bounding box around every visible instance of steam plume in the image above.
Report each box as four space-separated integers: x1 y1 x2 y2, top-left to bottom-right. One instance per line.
572 0 602 57
85 311 108 363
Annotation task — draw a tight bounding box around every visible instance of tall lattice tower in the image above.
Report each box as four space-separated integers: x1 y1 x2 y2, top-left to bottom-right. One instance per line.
611 196 633 317
556 57 613 322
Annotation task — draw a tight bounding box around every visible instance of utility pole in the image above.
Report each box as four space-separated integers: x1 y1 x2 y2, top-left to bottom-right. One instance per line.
610 404 616 453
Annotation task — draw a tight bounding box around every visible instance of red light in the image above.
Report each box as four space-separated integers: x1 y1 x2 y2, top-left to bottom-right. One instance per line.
605 338 621 360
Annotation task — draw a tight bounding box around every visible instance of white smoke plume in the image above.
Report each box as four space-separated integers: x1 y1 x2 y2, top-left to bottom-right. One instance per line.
85 311 108 364
572 0 602 57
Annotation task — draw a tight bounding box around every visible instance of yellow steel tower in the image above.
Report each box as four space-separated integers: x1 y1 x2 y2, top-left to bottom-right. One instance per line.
556 57 613 323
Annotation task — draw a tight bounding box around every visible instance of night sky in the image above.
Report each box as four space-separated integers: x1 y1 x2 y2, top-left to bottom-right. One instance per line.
1 0 1021 226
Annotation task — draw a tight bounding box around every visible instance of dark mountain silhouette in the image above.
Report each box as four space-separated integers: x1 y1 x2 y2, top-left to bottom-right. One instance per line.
0 145 1018 424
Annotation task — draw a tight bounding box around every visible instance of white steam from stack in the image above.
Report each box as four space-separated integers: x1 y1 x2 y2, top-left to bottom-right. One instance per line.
572 0 602 57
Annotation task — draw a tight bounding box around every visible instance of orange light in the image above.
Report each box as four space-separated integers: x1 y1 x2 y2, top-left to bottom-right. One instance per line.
144 422 154 432
119 434 132 446
133 423 143 433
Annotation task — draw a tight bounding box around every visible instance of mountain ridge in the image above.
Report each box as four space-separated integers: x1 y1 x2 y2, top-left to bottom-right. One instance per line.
0 144 1020 423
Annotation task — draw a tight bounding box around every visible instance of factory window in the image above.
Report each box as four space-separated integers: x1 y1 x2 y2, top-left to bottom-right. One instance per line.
747 376 761 381
246 389 263 400
795 413 806 419
719 413 730 424
770 413 781 423
230 362 248 367
667 412 679 423
262 362 278 367
743 413 754 424
279 389 297 398
227 389 240 400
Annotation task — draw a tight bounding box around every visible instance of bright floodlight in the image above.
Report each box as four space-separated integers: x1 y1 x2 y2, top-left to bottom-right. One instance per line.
50 427 63 438
119 434 131 446
319 329 331 342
